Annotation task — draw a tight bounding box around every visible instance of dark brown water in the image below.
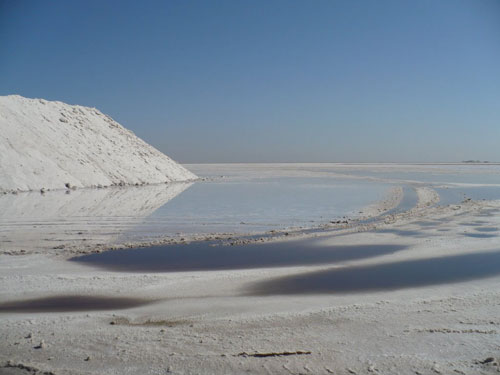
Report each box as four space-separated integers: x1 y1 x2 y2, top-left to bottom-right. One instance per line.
0 295 152 313
248 250 500 295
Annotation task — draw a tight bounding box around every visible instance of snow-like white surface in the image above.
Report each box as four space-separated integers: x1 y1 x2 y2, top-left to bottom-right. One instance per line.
0 95 196 192
2 198 500 374
1 165 500 374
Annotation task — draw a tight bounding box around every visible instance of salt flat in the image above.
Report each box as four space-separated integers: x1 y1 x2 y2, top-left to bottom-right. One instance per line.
1 163 500 375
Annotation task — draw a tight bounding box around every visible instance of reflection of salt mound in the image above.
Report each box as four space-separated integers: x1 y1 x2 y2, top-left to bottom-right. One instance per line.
0 183 192 219
0 95 196 192
0 183 192 253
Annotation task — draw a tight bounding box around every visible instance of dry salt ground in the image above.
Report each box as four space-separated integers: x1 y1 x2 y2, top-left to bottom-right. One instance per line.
1 165 500 371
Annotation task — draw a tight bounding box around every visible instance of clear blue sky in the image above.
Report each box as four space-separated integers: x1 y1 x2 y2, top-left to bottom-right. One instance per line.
1 0 499 163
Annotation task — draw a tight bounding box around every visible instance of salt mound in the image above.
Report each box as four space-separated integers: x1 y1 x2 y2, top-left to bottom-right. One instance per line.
0 95 196 192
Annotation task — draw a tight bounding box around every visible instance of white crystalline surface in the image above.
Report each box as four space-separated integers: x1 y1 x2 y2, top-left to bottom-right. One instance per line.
0 95 196 192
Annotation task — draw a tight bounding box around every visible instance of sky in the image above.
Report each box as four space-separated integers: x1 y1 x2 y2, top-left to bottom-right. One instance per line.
1 0 499 163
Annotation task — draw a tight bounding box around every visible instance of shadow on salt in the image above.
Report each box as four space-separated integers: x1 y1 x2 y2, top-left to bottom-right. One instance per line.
463 233 498 239
474 227 498 232
247 250 500 295
374 228 424 237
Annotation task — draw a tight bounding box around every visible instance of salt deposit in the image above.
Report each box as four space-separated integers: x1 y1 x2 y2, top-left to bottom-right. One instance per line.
0 95 196 192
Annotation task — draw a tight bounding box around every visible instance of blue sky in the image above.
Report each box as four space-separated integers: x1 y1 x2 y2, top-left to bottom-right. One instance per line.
1 0 499 163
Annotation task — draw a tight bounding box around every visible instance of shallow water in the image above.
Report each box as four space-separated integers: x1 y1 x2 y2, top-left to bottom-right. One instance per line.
0 295 151 313
0 176 393 245
132 177 392 237
249 250 500 295
308 164 500 206
1 164 499 249
71 241 408 272
384 186 417 215
436 186 500 206
340 168 500 185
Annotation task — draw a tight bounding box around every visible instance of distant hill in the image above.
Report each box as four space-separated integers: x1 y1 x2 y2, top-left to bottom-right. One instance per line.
0 95 196 192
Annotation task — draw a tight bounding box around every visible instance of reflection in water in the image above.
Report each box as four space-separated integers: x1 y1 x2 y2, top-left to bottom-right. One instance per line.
0 177 398 248
0 295 152 313
0 183 192 249
0 183 191 218
71 242 408 272
142 177 394 235
249 251 500 295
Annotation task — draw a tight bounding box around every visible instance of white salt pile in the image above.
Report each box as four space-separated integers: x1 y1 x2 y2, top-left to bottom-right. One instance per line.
0 95 196 192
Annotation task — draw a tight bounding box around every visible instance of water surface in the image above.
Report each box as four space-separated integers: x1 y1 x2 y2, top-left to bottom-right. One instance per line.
133 177 392 238
72 241 408 272
249 250 500 295
0 295 152 313
2 164 499 249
